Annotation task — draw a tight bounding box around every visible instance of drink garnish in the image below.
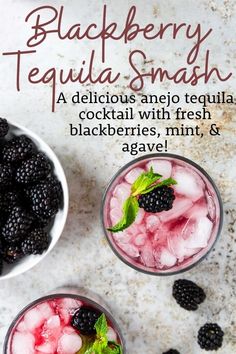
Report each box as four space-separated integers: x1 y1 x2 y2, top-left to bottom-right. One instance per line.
78 313 123 354
108 167 177 232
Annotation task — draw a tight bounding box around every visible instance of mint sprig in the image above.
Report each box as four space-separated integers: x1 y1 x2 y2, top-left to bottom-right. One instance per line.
78 314 123 354
107 167 177 232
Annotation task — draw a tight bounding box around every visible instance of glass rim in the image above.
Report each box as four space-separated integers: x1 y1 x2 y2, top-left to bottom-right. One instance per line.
3 292 126 353
101 153 224 276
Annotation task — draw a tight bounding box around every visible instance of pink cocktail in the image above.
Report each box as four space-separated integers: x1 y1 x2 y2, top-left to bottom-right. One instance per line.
102 154 223 275
4 289 125 354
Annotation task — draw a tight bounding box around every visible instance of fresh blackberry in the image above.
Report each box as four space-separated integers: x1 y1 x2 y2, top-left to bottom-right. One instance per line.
3 190 21 213
0 163 13 187
173 279 206 311
2 206 33 244
21 229 50 255
163 350 180 354
32 216 53 229
26 177 62 219
2 135 33 163
198 323 224 351
0 118 9 137
3 244 23 263
15 153 51 184
71 307 101 335
138 186 175 213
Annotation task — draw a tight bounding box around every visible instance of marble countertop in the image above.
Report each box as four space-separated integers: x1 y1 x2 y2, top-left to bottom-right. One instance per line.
0 0 236 353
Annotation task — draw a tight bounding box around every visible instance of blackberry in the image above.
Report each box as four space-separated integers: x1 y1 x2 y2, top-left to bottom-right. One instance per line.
138 186 175 213
198 323 224 351
0 163 13 187
3 244 23 263
15 153 51 184
3 190 21 213
0 118 9 137
2 206 33 244
26 177 62 219
71 307 101 335
21 229 50 255
2 135 33 163
173 279 206 311
163 350 180 354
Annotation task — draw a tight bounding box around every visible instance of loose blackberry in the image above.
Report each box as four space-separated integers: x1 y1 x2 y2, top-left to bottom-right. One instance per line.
2 135 33 163
71 307 101 335
3 244 23 263
2 206 33 244
26 177 62 219
138 186 175 213
173 279 206 311
21 229 50 255
0 118 9 137
163 350 180 354
0 163 13 187
15 153 51 184
198 323 224 351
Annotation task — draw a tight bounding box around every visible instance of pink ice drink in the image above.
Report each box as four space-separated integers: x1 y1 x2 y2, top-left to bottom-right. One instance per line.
4 292 124 354
102 154 223 274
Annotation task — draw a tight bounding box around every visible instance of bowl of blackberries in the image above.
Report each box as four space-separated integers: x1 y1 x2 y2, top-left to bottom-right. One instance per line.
0 118 69 279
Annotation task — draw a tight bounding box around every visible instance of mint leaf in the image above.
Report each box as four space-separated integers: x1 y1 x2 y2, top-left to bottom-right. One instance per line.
131 167 162 196
107 196 139 233
141 177 177 194
77 335 95 354
95 313 108 337
104 342 123 354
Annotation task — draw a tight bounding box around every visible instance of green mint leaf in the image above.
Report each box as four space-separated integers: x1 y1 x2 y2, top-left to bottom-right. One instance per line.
131 167 162 196
107 196 139 232
104 342 123 354
140 177 177 195
77 335 95 354
95 313 108 337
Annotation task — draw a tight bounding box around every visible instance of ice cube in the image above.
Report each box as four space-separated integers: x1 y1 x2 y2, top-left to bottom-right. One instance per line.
133 233 147 246
205 193 216 220
42 315 61 342
24 308 45 331
125 167 145 184
185 199 208 219
110 208 123 224
183 247 201 258
62 326 75 335
153 229 168 247
173 166 203 201
110 197 119 209
36 303 54 320
181 218 196 240
107 326 117 342
17 320 27 332
159 198 193 222
167 234 186 262
160 248 177 267
146 215 160 232
59 298 82 312
12 332 35 354
113 183 131 203
47 315 60 329
36 342 56 353
146 159 172 179
185 216 213 248
117 242 140 258
140 242 155 267
126 224 140 236
135 208 145 224
57 333 82 353
113 231 131 244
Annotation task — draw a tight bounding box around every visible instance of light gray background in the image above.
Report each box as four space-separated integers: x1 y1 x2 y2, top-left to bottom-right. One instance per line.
0 1 235 353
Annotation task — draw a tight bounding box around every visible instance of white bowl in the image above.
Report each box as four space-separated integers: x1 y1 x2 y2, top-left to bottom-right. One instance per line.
0 121 69 280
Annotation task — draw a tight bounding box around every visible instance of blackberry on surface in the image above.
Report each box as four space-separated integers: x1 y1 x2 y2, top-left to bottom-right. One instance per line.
71 307 101 335
15 153 51 184
0 164 13 187
173 279 206 311
21 229 50 255
26 177 62 219
138 186 175 213
163 350 180 354
2 135 33 163
0 118 9 138
3 244 23 263
198 323 224 351
2 206 33 244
